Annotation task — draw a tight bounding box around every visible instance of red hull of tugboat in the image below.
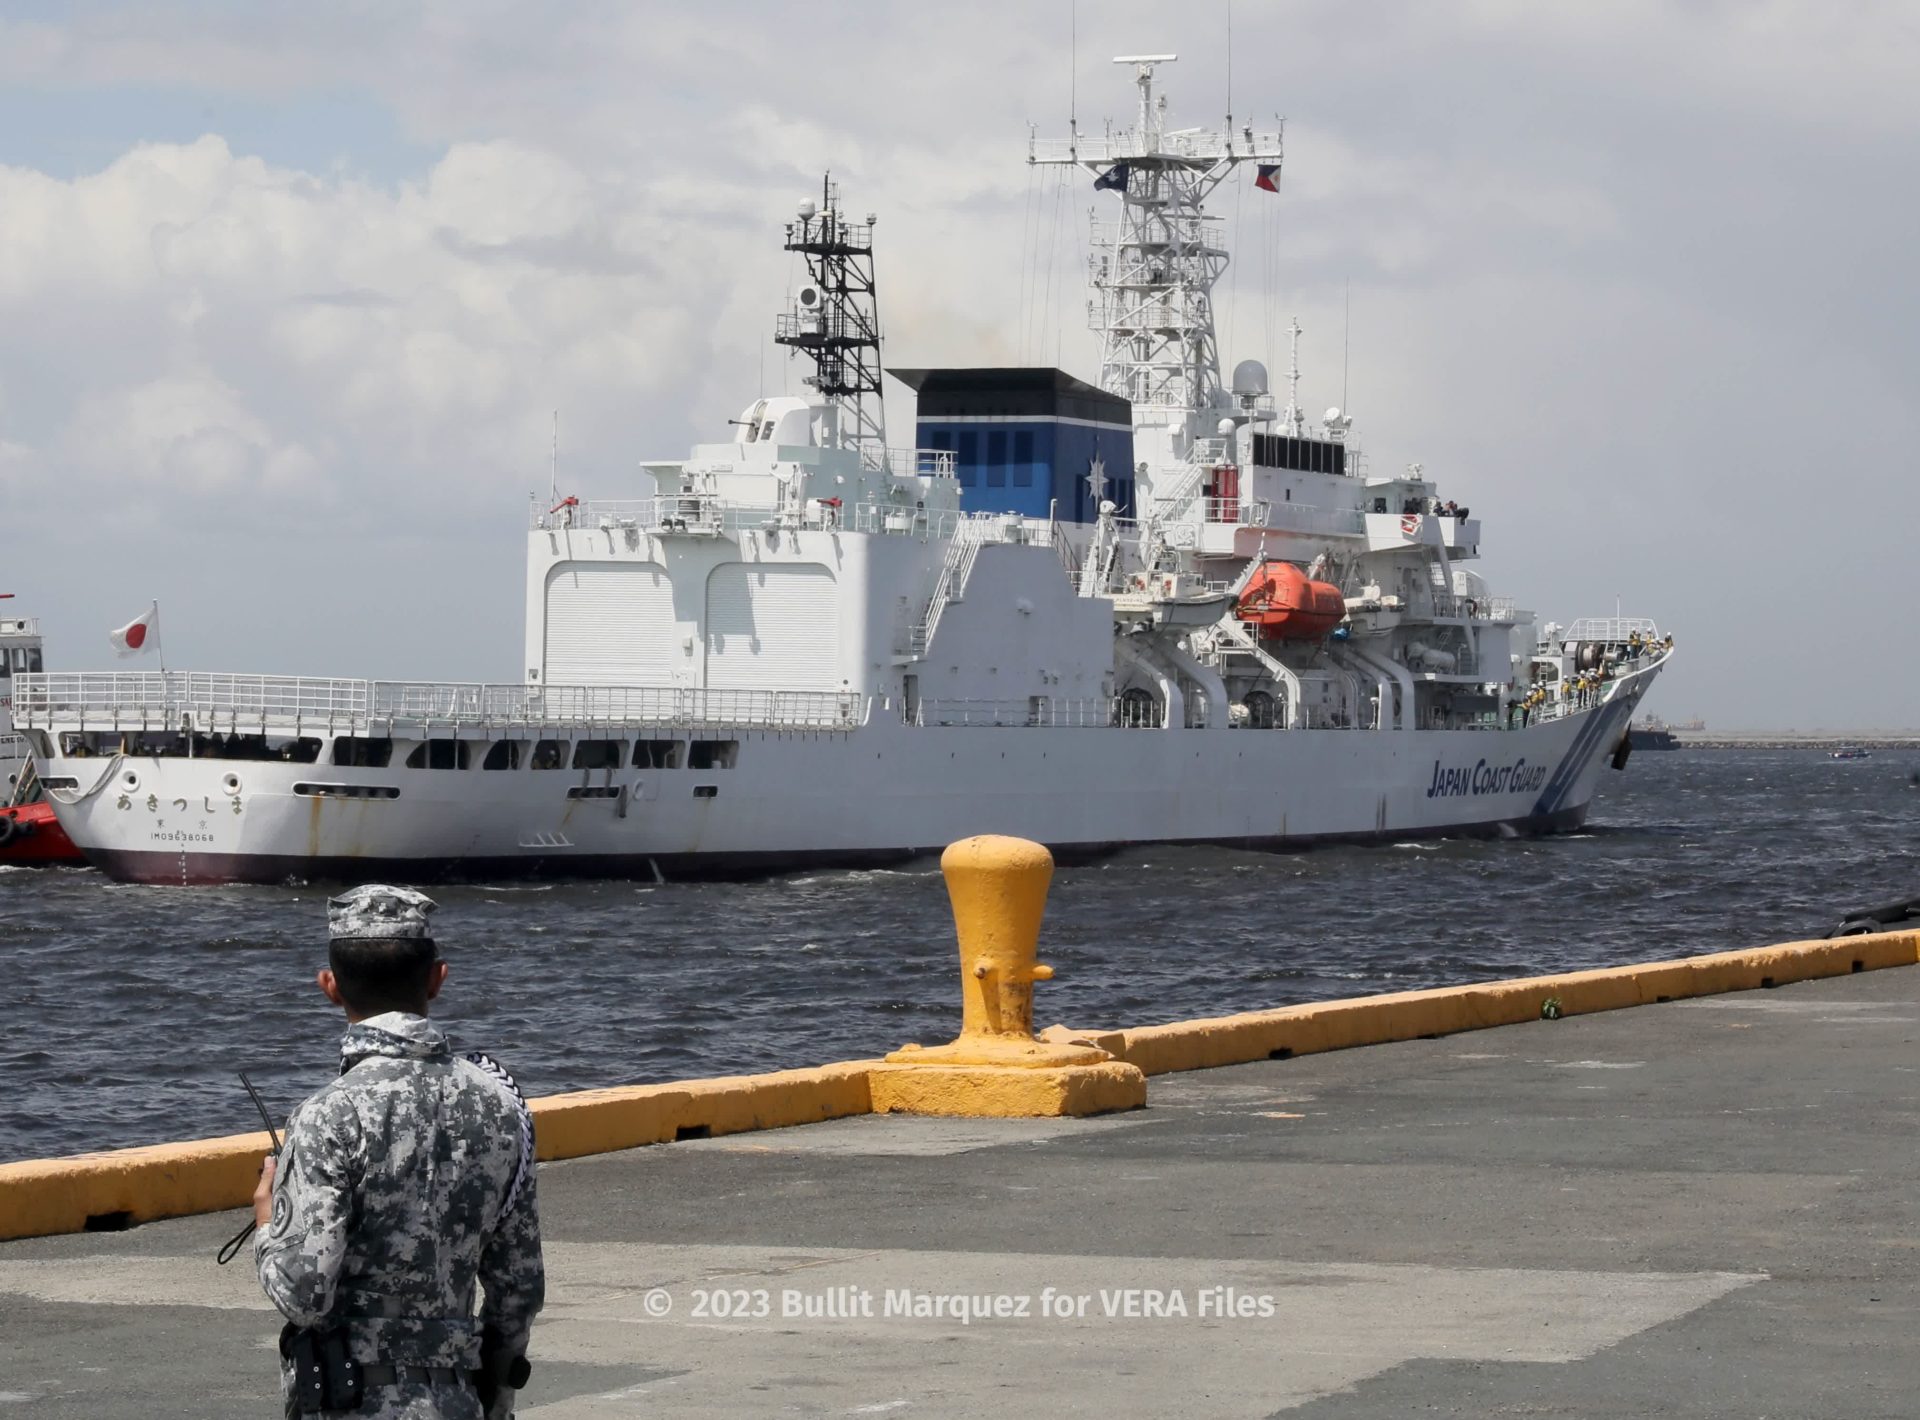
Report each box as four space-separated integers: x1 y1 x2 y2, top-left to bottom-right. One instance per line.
0 801 85 866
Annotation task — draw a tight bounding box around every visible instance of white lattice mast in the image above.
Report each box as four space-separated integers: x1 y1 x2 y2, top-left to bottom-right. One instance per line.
1283 315 1305 435
1029 55 1284 434
775 174 887 465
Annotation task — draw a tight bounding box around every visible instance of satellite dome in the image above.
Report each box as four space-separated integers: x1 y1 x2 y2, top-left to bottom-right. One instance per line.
1216 417 1235 435
1324 406 1343 424
1231 359 1269 397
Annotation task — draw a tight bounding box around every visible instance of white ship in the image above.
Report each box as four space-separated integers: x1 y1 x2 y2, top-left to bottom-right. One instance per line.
18 59 1667 886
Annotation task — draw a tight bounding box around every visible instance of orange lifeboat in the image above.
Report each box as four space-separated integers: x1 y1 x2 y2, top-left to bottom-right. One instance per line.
1236 561 1345 640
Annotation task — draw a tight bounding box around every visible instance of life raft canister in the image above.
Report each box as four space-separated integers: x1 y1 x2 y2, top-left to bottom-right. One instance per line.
1235 561 1345 640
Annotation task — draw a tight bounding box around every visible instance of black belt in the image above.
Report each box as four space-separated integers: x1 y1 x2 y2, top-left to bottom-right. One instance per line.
359 1363 468 1389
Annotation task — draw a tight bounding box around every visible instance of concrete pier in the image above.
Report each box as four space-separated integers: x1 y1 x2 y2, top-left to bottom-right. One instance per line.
3 965 1916 1417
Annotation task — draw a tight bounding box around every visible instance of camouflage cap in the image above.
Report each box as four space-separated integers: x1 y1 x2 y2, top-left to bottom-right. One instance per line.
327 884 438 941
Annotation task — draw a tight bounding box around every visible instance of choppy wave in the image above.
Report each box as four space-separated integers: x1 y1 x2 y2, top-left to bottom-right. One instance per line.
2 746 1916 1160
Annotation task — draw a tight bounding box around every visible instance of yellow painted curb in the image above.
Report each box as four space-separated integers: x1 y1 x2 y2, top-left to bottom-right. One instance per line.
0 1063 877 1244
0 1130 275 1248
1057 929 1920 1077
868 1060 1146 1118
1 929 1912 1243
531 1061 874 1161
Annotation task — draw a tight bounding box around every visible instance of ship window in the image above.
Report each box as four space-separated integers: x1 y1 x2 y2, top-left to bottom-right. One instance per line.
986 430 1007 487
687 739 738 769
333 736 394 768
956 431 977 487
1012 430 1034 486
405 739 471 770
572 740 624 770
530 739 567 770
293 783 401 800
693 785 719 798
634 739 683 769
482 740 523 771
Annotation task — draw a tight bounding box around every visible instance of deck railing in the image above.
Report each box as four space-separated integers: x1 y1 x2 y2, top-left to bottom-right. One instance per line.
1564 617 1661 644
13 674 867 733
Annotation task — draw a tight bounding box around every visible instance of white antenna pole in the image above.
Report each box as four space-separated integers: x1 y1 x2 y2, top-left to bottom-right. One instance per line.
1342 279 1351 413
1286 315 1303 434
152 599 165 676
549 411 558 507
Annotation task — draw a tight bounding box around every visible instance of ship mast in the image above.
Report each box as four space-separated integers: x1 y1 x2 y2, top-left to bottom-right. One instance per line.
1029 55 1284 436
775 174 887 467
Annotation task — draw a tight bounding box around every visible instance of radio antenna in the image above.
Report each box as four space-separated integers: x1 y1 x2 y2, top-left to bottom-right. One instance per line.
1342 280 1351 412
548 411 559 507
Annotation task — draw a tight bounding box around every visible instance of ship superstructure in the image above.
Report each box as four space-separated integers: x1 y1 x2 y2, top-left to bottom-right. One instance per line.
0 608 44 800
16 61 1668 885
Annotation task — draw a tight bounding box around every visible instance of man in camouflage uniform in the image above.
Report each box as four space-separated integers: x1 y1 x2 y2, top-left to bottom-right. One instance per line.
253 885 545 1419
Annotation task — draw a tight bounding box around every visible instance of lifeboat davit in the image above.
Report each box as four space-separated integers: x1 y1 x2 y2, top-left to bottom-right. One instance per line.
0 801 84 866
1236 561 1345 640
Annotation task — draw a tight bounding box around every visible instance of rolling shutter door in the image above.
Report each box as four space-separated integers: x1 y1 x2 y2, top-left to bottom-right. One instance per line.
705 563 838 690
543 563 677 685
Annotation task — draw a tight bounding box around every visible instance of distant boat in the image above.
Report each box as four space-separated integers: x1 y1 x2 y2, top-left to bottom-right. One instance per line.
1628 716 1680 750
1831 748 1871 760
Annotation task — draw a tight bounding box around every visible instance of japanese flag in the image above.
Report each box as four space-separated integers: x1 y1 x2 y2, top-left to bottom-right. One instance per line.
109 604 158 657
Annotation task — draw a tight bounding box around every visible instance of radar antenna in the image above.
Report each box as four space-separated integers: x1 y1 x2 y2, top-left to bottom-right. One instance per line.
1029 56 1284 433
775 174 887 465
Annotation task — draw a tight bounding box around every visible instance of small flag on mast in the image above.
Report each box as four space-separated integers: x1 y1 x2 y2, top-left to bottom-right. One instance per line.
1093 163 1130 192
1254 164 1281 193
110 603 159 657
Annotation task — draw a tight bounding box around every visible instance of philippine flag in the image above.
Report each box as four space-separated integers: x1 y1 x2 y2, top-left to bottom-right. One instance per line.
110 603 159 657
1254 164 1281 193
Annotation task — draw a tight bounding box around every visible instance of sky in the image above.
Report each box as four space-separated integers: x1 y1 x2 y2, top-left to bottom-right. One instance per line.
0 1 1914 730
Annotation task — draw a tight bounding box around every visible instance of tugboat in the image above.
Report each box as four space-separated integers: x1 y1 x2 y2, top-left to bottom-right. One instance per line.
0 606 84 867
1627 715 1681 751
1830 747 1871 760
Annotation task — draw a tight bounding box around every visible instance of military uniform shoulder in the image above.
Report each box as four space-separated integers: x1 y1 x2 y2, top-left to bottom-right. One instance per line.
285 1076 366 1142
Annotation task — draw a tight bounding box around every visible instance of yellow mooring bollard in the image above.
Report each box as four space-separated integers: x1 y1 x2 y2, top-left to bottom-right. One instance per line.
868 835 1147 1117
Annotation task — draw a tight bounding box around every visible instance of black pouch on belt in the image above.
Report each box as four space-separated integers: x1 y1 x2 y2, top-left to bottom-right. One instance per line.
281 1323 366 1414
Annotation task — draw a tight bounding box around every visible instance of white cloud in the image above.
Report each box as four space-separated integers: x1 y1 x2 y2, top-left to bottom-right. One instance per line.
0 2 1912 723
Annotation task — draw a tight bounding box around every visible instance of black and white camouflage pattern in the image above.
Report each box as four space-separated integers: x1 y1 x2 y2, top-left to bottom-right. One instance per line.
257 1012 545 1419
327 884 438 941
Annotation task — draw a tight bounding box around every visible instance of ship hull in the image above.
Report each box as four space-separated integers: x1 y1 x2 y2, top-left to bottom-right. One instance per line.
39 676 1648 886
77 807 1593 886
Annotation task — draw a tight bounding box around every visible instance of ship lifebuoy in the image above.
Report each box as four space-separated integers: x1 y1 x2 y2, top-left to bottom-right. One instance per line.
0 815 15 848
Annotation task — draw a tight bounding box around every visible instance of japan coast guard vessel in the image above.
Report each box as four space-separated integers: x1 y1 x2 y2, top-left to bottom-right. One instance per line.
18 58 1668 886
